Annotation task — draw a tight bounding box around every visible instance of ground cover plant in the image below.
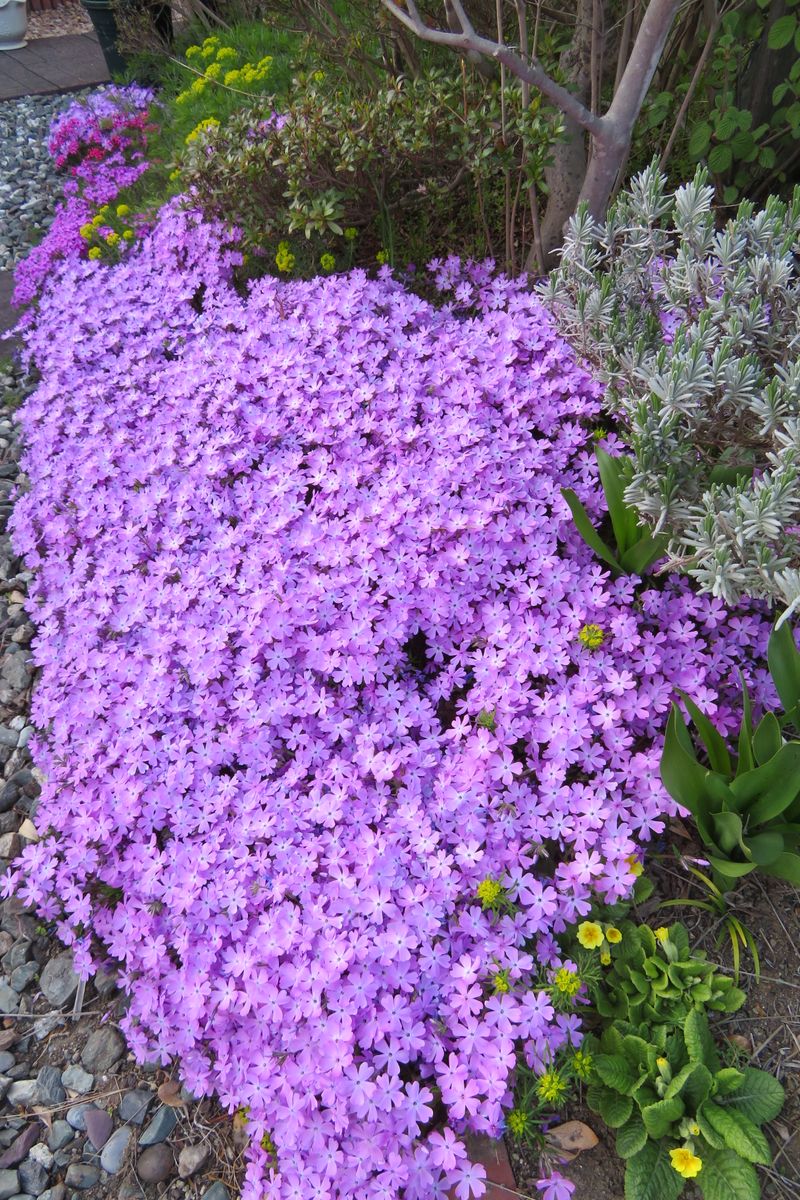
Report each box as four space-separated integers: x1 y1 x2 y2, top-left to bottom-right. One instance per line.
7 88 793 1200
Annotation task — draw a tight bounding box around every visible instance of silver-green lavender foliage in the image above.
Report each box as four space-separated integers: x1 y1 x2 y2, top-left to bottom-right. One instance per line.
544 164 800 618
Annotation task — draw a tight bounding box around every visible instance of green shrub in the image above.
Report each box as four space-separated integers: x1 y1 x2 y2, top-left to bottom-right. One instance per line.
178 66 557 272
545 163 800 618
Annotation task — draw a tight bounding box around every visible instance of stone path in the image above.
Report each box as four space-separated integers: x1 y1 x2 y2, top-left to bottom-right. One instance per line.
0 33 108 102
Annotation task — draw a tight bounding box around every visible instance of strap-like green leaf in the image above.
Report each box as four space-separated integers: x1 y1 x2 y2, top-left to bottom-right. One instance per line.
759 850 800 885
561 487 622 572
752 711 782 766
768 619 800 726
620 532 668 576
677 691 732 776
738 743 800 824
596 447 639 554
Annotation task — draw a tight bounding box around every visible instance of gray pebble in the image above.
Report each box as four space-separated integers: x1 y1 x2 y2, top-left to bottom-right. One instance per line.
17 1159 48 1197
138 1105 177 1146
0 1054 13 1073
35 1066 65 1107
135 1144 174 1184
98 1127 131 1176
46 1124 72 1153
10 964 37 994
117 1089 152 1125
65 1105 93 1132
177 1143 208 1179
0 982 19 1014
80 1027 123 1075
6 1080 36 1108
59 1066 93 1096
0 1172 19 1200
201 1184 230 1200
38 954 78 1010
63 1165 98 1191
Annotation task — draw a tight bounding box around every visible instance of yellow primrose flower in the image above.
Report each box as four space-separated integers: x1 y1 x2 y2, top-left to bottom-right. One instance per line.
577 921 604 950
600 949 611 965
669 1148 702 1179
605 926 622 944
88 247 102 260
625 854 643 877
689 1123 700 1137
578 623 605 649
654 927 670 943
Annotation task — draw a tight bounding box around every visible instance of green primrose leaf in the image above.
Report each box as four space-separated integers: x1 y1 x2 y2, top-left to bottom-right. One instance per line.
595 1054 643 1096
642 1094 685 1138
718 1067 785 1123
696 1146 761 1200
616 1113 648 1159
684 1009 719 1071
596 448 639 554
701 1102 772 1164
624 1142 684 1200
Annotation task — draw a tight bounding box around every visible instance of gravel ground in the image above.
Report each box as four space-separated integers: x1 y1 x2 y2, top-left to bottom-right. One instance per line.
0 91 90 273
0 361 244 1200
27 7 93 40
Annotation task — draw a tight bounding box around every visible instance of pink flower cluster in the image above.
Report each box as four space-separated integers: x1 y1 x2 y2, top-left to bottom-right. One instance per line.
7 185 774 1199
13 86 153 308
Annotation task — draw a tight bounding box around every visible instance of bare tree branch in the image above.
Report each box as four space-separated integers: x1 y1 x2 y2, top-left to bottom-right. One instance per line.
380 0 604 135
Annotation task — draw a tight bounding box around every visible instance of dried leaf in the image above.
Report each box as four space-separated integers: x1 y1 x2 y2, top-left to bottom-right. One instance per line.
32 1106 53 1132
157 1079 186 1108
0 1028 18 1051
545 1121 599 1159
726 1034 751 1052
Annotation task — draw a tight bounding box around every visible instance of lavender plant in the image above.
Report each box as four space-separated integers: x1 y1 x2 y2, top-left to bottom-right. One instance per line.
544 164 800 620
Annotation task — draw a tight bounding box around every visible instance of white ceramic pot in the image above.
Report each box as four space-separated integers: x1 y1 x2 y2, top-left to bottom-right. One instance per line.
0 0 27 50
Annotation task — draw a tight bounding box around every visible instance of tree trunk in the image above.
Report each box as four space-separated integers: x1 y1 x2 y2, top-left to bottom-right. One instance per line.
529 0 594 270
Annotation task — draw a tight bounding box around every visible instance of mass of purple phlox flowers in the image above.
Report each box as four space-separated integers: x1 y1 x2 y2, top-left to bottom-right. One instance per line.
7 91 775 1200
13 86 153 307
